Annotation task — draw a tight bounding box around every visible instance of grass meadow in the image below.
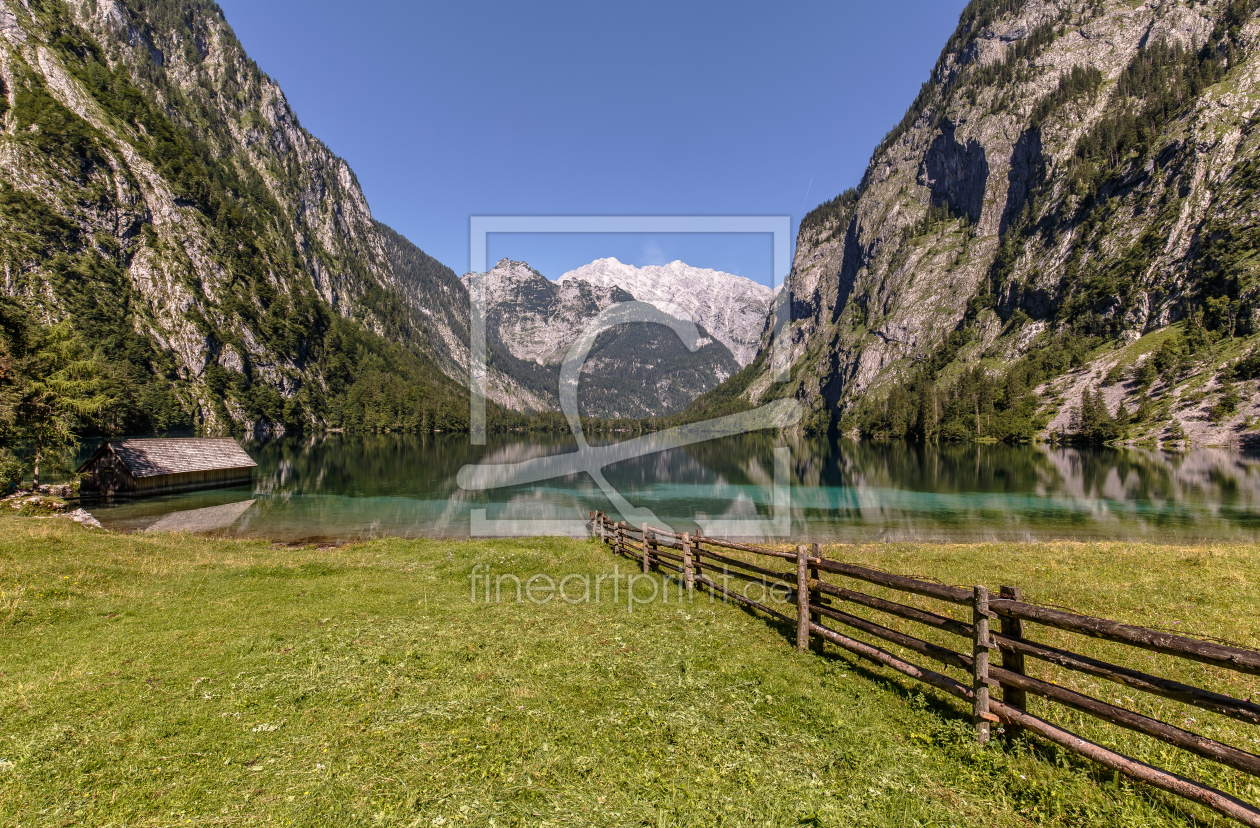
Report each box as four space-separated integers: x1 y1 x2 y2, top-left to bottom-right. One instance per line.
1 515 1258 827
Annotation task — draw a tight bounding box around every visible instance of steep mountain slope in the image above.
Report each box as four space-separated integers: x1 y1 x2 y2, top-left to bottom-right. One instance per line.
559 258 773 366
376 221 470 381
739 0 1260 447
469 259 741 418
375 226 550 413
0 0 532 437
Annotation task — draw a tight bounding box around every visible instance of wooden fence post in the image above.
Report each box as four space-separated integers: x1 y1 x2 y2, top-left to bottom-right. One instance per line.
973 585 992 745
999 585 1027 740
681 532 694 591
693 529 704 581
641 523 651 574
617 521 625 557
796 545 810 652
809 542 824 653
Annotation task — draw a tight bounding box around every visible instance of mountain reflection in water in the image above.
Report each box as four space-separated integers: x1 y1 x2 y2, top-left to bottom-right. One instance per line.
77 433 1260 544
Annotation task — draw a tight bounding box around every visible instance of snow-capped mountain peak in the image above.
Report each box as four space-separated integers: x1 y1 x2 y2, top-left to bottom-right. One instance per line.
460 258 740 418
558 258 772 366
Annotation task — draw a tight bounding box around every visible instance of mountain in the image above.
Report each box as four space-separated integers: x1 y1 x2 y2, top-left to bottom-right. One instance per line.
471 260 633 365
728 0 1260 447
0 0 528 439
559 258 773 366
468 259 741 418
375 221 471 382
375 226 552 413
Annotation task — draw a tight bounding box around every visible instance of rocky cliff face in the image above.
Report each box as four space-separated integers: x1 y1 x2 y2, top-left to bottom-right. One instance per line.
375 225 552 414
472 260 634 366
469 259 741 418
741 0 1260 447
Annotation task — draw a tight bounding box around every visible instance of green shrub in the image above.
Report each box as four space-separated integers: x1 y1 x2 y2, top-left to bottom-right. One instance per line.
1209 379 1241 422
1152 333 1188 382
1205 296 1243 338
0 451 23 493
1234 348 1260 381
1133 394 1152 422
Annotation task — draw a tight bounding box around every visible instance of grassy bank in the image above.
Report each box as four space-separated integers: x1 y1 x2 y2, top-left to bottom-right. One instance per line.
1 517 1257 827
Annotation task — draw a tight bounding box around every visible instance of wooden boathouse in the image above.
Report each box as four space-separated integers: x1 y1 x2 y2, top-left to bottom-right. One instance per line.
77 439 257 498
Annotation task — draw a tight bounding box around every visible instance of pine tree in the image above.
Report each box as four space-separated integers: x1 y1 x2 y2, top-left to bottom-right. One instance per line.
915 381 938 442
1070 387 1120 444
11 323 112 488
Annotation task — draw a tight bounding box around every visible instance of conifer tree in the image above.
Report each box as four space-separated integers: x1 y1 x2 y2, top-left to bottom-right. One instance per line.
10 322 112 488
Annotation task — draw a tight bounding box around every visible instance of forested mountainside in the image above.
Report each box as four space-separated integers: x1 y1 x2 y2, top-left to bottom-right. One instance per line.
733 0 1260 448
0 0 546 458
470 259 741 418
373 226 562 414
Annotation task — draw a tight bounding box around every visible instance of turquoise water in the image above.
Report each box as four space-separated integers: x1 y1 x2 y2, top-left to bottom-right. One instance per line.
78 434 1260 543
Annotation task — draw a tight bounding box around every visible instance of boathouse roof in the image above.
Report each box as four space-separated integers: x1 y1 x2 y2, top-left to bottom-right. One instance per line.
77 439 258 479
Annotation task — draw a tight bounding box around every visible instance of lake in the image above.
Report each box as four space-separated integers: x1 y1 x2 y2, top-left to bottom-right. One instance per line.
74 433 1260 544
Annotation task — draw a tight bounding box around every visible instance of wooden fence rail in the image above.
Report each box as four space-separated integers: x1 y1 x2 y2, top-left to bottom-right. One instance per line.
588 511 1260 827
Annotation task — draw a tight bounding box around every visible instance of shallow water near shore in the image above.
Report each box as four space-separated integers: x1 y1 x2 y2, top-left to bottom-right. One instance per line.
70 432 1260 544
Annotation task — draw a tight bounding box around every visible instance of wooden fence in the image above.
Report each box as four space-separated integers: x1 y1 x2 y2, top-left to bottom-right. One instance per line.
590 511 1260 826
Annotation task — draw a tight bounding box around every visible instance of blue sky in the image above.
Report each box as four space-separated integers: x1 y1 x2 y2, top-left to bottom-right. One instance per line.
216 0 969 286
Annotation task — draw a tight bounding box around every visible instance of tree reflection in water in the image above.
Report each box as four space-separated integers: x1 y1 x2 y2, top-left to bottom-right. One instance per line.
79 433 1260 544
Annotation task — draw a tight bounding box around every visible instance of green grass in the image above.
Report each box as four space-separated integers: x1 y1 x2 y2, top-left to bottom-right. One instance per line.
1 517 1258 827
